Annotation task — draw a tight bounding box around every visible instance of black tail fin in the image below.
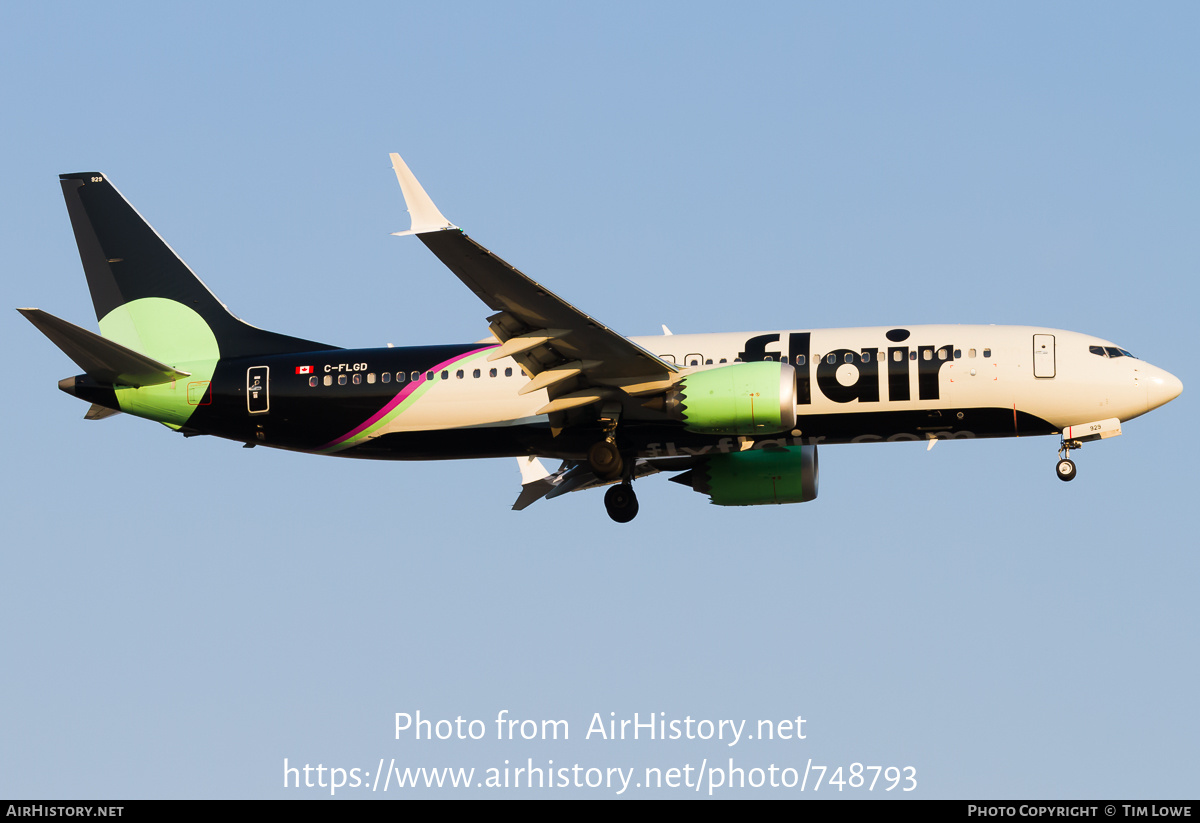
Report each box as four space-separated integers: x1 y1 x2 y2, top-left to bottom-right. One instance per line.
59 172 336 357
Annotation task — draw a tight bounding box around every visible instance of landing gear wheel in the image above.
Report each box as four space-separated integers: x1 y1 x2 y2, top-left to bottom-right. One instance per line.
1056 458 1077 482
588 440 624 480
604 483 639 523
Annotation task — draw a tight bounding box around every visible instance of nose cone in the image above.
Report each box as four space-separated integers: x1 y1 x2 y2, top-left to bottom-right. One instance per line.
1147 368 1183 411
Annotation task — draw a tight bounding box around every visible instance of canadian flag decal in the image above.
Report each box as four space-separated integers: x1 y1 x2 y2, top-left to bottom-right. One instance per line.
295 365 313 375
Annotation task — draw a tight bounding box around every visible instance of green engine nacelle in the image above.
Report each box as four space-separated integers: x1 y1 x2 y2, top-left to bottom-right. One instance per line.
666 361 797 435
676 445 819 506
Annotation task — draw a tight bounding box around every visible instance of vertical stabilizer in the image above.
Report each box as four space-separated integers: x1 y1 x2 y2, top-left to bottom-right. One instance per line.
59 172 336 359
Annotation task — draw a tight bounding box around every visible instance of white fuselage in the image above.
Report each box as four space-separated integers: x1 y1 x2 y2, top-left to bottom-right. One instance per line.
370 324 1181 446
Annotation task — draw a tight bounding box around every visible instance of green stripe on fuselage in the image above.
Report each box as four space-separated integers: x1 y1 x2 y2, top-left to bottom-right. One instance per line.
317 348 494 454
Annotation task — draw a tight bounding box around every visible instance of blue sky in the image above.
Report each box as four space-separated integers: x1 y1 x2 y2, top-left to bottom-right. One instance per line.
2 1 1196 798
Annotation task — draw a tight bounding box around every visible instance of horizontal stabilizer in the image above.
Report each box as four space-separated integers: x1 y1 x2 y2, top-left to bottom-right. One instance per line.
18 308 190 387
85 403 122 420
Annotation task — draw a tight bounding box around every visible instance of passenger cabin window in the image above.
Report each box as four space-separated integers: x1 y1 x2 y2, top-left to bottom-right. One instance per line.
352 374 361 385
383 373 391 383
473 369 481 378
505 367 513 377
969 349 976 358
308 376 317 387
456 369 464 379
323 376 332 386
440 370 449 380
983 349 991 358
795 355 805 366
490 368 497 378
338 375 347 385
953 349 961 359
367 373 376 384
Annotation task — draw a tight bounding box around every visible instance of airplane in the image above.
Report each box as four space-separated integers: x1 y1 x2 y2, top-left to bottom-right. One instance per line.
19 155 1183 523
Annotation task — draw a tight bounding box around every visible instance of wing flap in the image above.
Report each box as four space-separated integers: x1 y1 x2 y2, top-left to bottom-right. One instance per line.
535 390 614 416
516 360 602 396
487 329 571 361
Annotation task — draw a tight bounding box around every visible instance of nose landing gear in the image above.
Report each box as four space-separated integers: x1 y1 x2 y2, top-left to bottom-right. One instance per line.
1056 458 1077 481
1056 437 1082 482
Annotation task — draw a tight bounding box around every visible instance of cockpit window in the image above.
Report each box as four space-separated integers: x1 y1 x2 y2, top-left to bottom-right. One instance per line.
1092 345 1138 359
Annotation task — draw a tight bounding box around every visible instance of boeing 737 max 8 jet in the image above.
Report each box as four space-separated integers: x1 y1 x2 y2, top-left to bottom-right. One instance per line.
19 155 1183 522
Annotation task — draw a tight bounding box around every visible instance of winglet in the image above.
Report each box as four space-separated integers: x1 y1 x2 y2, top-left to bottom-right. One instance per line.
389 153 457 236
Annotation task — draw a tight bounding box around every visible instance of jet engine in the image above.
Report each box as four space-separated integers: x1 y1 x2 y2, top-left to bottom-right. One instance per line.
663 361 797 435
670 445 819 506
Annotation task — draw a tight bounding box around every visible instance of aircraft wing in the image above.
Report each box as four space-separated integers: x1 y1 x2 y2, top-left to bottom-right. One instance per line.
390 154 678 418
511 456 663 510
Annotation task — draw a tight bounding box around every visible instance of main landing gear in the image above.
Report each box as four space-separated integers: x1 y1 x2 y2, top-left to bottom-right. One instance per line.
587 439 623 480
592 439 638 522
1056 437 1082 482
604 483 639 523
590 406 637 522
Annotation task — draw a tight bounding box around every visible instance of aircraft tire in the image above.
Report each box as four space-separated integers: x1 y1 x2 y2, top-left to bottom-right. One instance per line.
604 483 639 523
588 440 624 480
1056 458 1077 482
